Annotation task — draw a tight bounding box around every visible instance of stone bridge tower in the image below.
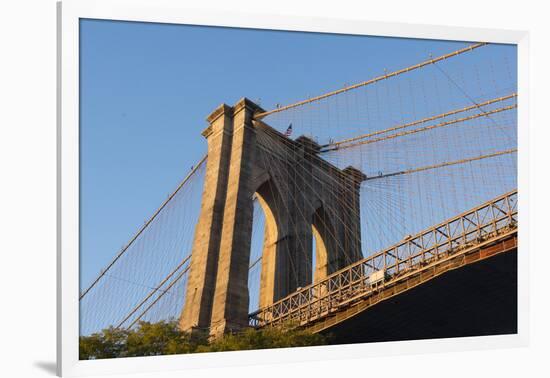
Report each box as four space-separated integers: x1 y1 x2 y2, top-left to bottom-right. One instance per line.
179 98 365 337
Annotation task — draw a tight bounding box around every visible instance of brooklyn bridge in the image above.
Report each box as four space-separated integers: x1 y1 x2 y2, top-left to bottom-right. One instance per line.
79 41 518 343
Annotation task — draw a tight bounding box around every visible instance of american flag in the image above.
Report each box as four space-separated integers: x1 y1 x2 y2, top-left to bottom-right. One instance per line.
284 123 293 137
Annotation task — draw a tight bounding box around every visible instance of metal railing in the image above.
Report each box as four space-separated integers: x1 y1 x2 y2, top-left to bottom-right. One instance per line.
249 189 518 328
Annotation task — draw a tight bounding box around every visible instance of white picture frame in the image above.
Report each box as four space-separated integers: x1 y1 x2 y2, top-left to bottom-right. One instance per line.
57 1 529 376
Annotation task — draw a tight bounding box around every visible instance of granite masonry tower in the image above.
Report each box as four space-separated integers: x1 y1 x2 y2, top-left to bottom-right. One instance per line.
179 98 365 338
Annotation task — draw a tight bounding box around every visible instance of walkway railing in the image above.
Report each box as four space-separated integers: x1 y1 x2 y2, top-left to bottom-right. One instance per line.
249 189 518 328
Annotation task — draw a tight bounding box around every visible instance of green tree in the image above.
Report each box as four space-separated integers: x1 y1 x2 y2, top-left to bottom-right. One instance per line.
79 320 326 359
126 320 206 356
79 327 129 360
198 324 326 353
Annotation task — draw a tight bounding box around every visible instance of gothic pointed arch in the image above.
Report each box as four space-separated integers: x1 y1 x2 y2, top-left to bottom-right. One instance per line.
312 204 337 282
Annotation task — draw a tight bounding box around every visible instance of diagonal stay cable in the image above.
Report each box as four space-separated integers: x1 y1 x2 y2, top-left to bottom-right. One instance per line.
114 254 192 329
125 264 192 330
431 60 515 140
79 155 207 301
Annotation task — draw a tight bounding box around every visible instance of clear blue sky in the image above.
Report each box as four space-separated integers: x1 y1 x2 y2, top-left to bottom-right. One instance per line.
79 19 516 288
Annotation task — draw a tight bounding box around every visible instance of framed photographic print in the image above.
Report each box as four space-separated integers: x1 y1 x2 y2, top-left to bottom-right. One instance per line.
57 1 529 376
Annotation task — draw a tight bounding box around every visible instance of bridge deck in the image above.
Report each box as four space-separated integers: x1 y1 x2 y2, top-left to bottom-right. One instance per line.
312 234 517 342
317 241 517 343
249 191 518 334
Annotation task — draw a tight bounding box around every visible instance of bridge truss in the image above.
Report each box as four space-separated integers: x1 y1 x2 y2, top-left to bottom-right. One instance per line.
249 190 517 329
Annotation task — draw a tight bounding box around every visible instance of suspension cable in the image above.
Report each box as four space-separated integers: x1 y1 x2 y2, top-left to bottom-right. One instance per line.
321 93 517 151
322 103 517 153
255 42 488 119
364 148 517 181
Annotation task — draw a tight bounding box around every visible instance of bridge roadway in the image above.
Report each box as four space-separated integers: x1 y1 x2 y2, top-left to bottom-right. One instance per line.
249 190 518 343
314 234 517 343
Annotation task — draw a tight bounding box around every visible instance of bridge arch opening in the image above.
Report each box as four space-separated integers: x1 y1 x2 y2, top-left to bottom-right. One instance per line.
312 205 336 283
248 196 265 314
248 177 288 311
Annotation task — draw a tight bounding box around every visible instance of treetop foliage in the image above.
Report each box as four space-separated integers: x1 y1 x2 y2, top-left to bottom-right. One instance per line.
79 320 326 360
